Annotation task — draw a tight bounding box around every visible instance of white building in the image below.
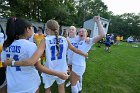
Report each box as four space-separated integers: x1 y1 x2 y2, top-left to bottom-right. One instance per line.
0 18 45 34
83 17 110 38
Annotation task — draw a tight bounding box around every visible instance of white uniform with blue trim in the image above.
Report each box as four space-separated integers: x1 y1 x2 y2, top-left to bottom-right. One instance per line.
1 39 41 93
72 38 94 76
67 36 79 65
41 36 68 88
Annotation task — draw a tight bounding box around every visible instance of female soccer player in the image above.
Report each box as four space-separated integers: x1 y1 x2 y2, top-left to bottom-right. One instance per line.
4 19 88 93
1 18 69 93
66 26 78 87
70 16 105 93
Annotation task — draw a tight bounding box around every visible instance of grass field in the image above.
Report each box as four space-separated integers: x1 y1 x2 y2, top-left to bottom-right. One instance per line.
40 42 140 93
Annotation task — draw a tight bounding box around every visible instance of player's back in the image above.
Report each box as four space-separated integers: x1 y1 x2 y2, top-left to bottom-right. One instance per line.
45 36 68 72
1 39 40 93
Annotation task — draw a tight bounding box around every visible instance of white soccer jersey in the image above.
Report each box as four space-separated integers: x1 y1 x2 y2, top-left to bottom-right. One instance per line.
0 33 4 44
1 39 41 93
72 38 94 66
44 36 68 74
28 33 35 42
67 36 79 65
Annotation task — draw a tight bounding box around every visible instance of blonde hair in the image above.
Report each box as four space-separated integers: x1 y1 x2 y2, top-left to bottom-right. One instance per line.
69 26 76 31
46 20 60 56
78 28 88 37
79 28 87 33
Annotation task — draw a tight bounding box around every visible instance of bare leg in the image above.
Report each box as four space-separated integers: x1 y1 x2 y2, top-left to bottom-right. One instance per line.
58 83 65 93
45 87 51 93
0 85 7 93
66 65 72 87
70 71 80 86
35 88 39 93
70 71 80 93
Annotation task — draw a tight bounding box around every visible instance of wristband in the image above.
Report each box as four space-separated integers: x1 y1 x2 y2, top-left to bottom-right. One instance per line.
12 60 16 66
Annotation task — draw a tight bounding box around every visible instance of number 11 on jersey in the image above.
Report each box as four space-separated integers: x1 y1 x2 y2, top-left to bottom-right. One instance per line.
51 44 63 61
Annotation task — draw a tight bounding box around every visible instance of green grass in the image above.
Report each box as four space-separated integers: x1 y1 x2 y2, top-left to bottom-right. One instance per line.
40 42 140 93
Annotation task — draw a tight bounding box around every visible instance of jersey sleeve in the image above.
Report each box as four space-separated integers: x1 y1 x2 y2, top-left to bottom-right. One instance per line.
89 38 95 45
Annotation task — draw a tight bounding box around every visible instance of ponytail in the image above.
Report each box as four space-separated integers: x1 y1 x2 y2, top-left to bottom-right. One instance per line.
54 30 60 56
46 19 60 57
3 17 32 50
3 18 16 50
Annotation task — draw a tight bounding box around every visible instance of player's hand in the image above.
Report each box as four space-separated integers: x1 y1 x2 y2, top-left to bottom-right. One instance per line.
85 37 90 43
93 16 101 23
58 72 69 80
3 58 13 66
67 65 72 74
84 52 88 58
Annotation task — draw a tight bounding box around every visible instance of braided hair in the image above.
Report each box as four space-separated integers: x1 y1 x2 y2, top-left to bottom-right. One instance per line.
46 20 60 56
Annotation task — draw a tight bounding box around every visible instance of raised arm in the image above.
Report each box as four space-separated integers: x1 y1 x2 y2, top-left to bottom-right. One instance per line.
93 16 105 43
3 39 46 66
67 39 88 57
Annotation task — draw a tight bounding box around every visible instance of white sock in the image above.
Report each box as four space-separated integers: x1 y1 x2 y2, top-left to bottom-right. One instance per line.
66 81 71 87
77 81 81 92
79 77 82 91
71 85 78 93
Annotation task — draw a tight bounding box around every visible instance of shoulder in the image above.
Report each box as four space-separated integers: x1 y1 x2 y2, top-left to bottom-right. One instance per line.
25 40 37 50
87 38 94 45
13 40 37 52
61 36 67 41
45 36 51 40
59 36 68 44
23 40 37 47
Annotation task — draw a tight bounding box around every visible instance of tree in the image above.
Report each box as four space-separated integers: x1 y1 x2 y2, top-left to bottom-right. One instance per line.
108 13 140 38
1 0 139 38
75 0 109 26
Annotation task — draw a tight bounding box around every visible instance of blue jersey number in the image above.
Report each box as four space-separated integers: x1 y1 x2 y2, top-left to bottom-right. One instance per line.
6 54 21 71
72 43 78 48
51 44 63 61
